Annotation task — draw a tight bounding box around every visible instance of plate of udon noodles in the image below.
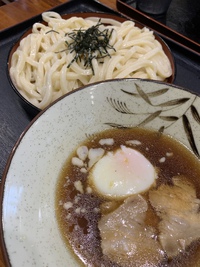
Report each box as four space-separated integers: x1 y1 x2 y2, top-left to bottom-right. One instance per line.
8 11 175 114
1 78 200 267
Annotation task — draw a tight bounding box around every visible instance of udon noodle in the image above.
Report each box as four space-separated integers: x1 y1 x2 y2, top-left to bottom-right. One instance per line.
10 12 172 109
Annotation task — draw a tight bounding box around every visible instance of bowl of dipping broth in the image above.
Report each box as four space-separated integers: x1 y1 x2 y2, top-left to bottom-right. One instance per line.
1 78 200 267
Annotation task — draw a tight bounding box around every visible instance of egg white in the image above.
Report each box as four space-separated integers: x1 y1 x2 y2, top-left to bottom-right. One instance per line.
89 145 157 199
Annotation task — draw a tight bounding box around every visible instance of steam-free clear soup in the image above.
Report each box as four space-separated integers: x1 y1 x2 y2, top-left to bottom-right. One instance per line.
56 127 200 266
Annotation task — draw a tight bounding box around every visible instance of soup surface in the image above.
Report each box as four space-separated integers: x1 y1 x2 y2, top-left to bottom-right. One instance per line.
56 127 200 267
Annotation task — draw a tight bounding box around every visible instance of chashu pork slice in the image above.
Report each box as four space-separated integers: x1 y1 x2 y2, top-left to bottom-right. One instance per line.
98 194 165 267
149 176 200 259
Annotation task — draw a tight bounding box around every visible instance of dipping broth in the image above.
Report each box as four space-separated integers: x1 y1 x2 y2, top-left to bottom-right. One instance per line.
56 127 200 267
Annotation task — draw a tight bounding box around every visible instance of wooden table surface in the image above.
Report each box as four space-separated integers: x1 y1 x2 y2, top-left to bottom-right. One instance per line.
0 1 116 266
0 0 117 30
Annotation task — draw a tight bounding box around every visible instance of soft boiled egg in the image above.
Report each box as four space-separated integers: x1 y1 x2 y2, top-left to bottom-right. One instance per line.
88 145 157 199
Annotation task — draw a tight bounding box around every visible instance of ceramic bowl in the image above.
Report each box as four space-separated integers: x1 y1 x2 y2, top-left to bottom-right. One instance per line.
7 12 175 117
1 78 200 267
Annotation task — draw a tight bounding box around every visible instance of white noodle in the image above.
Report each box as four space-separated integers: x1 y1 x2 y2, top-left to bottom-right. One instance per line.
10 11 172 109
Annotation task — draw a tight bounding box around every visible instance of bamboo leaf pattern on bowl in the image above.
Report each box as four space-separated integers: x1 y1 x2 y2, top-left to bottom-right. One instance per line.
158 116 179 121
136 83 190 107
106 97 134 114
104 122 130 129
182 115 199 157
191 105 200 125
122 87 169 98
105 82 200 157
138 110 162 127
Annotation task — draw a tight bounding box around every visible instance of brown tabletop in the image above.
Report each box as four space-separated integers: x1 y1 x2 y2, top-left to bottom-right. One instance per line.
0 0 117 30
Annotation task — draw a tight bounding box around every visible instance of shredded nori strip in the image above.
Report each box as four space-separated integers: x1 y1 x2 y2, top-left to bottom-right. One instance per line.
65 19 116 74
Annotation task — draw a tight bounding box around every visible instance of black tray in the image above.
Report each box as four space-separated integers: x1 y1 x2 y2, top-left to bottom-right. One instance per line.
0 0 200 180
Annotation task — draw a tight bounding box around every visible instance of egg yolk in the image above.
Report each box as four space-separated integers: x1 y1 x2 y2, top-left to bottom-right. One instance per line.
89 145 157 198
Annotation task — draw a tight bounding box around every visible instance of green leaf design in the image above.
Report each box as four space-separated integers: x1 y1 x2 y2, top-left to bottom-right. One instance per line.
182 115 199 157
191 105 200 124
